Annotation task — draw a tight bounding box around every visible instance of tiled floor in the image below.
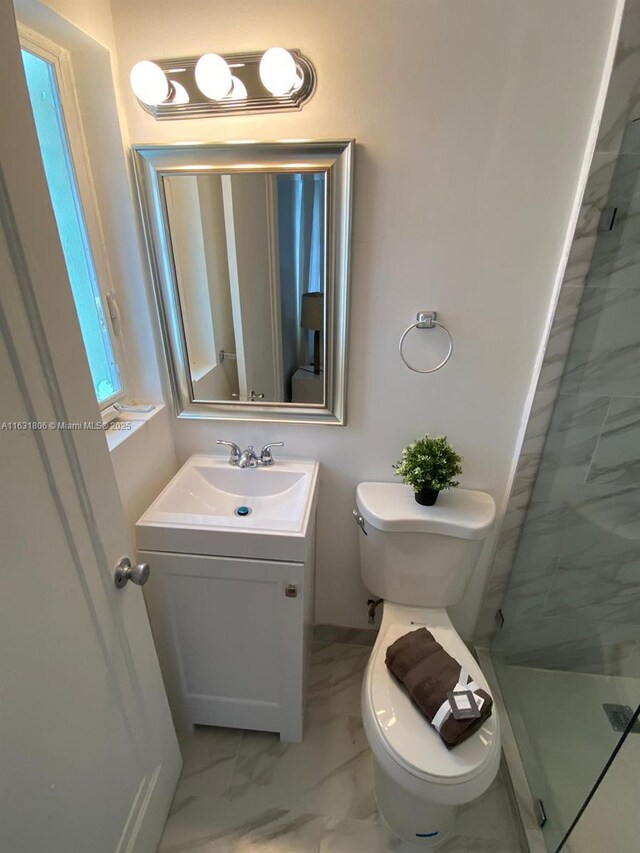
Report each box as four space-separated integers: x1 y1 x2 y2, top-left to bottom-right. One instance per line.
159 639 525 852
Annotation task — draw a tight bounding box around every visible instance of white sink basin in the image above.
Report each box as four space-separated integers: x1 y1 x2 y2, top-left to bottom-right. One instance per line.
136 454 319 561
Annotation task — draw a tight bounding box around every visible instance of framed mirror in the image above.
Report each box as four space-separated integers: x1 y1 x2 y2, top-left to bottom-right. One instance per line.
132 140 353 424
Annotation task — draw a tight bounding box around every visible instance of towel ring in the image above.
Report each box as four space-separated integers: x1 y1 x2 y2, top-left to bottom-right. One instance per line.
399 311 453 374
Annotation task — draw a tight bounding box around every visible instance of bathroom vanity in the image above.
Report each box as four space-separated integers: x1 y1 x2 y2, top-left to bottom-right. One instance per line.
136 454 319 742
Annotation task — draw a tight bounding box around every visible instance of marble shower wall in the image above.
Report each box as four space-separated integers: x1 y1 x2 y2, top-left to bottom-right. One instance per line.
477 0 640 677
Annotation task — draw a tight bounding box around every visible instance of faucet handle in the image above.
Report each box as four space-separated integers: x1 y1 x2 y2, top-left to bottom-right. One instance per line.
216 440 241 465
260 442 284 466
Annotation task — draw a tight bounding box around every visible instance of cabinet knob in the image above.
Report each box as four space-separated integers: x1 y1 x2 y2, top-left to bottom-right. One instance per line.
285 584 298 598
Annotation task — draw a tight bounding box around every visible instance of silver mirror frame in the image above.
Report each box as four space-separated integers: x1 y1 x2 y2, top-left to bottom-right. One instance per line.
132 140 354 425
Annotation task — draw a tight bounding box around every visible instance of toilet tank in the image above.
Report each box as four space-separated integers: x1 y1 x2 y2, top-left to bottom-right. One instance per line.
355 483 496 607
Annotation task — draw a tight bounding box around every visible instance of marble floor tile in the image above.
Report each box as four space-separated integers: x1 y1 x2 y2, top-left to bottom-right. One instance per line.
226 711 376 822
534 394 610 489
306 648 333 714
455 774 521 842
587 397 640 486
159 797 324 853
497 613 640 676
230 810 325 853
310 641 368 668
318 816 522 853
498 555 557 624
159 641 524 853
542 555 640 625
505 480 640 571
317 817 400 853
561 288 640 398
329 644 370 717
313 625 378 647
173 726 244 801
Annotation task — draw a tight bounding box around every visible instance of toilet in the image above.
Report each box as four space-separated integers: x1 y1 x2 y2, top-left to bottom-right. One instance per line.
355 482 500 848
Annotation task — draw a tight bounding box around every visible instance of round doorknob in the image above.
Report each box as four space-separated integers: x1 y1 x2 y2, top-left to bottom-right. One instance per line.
114 556 151 589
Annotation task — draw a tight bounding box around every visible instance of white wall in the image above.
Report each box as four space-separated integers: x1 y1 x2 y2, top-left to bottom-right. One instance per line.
109 408 178 543
16 0 117 48
104 0 620 637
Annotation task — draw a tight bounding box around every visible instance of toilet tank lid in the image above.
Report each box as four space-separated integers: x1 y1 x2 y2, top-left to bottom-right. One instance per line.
356 483 496 539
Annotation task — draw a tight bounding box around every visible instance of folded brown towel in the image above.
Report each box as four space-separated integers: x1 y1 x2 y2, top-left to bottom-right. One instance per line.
385 627 493 749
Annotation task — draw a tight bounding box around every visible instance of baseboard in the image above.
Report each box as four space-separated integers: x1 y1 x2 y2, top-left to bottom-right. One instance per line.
313 623 378 646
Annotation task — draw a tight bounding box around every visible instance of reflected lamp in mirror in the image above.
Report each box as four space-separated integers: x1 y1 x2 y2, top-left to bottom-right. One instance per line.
132 140 353 425
301 292 324 375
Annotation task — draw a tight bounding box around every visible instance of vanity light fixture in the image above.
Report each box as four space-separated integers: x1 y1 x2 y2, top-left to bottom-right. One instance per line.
129 48 316 119
259 47 303 96
170 81 190 105
229 76 248 100
129 60 172 106
194 53 233 100
130 60 191 106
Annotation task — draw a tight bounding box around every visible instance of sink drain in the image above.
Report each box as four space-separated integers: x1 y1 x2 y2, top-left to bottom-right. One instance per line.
235 506 252 517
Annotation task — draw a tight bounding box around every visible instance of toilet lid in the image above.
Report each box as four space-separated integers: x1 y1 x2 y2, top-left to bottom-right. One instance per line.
367 620 499 785
356 483 496 539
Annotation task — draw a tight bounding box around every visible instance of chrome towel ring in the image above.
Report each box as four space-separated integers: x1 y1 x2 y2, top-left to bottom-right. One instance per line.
399 311 453 374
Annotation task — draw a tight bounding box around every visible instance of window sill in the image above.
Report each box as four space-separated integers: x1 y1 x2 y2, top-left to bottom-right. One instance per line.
105 403 165 453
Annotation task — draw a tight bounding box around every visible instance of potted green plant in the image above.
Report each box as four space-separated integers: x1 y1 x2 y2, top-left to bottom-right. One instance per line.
393 434 463 506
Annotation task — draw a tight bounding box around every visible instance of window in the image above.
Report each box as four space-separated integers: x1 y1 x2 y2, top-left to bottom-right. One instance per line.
20 35 123 408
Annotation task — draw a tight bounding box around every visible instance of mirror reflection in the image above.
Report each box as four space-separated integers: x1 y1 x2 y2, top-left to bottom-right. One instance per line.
163 171 326 405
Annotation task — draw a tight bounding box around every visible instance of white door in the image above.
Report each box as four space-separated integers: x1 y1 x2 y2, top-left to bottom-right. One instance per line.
223 174 283 401
0 9 181 853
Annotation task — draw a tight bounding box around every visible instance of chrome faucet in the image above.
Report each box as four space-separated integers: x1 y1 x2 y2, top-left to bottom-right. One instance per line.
259 442 284 466
217 439 284 468
216 440 241 465
238 445 259 469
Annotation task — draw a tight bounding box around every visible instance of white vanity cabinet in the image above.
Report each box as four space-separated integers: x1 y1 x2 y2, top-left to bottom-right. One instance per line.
135 454 319 744
141 550 313 743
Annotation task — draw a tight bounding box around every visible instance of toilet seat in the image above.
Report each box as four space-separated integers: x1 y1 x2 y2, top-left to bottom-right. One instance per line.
362 605 500 805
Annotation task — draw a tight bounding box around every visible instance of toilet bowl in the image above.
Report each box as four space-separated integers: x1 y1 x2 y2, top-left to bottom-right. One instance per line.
355 483 499 848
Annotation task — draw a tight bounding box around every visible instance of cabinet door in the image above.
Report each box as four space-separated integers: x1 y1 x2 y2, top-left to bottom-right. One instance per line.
142 551 306 741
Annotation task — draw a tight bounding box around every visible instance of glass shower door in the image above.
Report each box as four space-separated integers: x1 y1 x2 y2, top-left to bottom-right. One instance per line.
491 117 640 852
562 704 640 852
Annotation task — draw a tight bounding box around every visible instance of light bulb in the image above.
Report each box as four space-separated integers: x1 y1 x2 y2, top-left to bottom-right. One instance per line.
195 53 232 100
130 60 170 106
227 76 248 100
259 47 301 96
169 80 190 104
